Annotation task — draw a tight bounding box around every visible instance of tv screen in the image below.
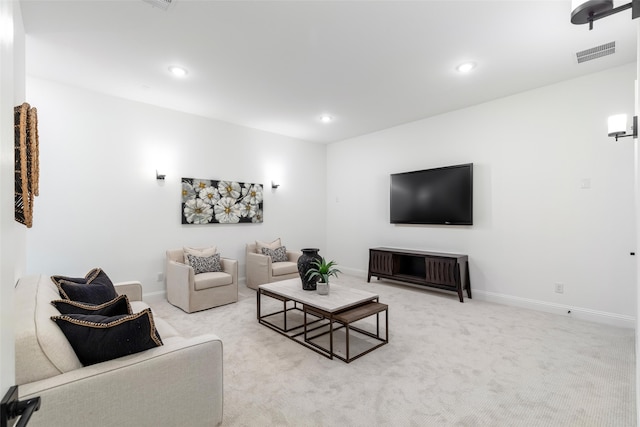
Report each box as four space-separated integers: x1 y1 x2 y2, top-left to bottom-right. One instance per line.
390 163 473 225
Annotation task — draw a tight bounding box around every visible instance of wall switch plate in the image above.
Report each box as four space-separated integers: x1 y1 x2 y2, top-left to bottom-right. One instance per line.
157 272 164 282
555 283 564 293
580 178 591 189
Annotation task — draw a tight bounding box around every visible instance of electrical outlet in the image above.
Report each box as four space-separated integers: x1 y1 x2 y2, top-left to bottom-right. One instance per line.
157 272 164 282
555 283 564 294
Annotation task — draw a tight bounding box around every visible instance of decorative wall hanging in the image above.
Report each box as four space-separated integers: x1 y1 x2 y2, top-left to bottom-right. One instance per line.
14 102 39 228
181 178 263 224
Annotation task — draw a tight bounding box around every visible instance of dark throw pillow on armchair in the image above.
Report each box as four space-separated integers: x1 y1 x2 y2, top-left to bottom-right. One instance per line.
51 308 163 366
51 268 118 304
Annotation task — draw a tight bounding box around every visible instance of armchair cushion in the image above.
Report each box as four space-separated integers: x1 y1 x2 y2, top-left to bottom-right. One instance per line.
51 294 132 316
194 271 234 291
186 253 222 274
261 246 288 263
271 261 298 276
51 308 163 366
52 268 118 305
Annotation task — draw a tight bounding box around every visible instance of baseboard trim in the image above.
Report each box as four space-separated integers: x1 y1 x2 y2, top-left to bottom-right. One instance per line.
474 290 636 329
340 268 635 329
142 290 166 303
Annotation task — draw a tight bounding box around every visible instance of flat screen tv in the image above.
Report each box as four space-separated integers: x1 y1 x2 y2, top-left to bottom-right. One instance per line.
390 163 473 225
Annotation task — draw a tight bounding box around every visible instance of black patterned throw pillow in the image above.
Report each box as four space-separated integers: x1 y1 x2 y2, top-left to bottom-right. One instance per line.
262 246 288 263
51 268 118 305
51 294 132 317
186 253 222 274
51 308 163 366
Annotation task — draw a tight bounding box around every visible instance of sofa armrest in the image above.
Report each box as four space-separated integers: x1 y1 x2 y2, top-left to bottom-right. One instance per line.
19 335 223 427
114 281 143 302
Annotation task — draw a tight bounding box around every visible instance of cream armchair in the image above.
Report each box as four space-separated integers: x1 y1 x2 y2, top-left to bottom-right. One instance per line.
246 242 302 289
166 248 238 313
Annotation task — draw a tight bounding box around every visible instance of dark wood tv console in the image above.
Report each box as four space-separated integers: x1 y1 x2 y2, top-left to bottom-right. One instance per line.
367 247 471 302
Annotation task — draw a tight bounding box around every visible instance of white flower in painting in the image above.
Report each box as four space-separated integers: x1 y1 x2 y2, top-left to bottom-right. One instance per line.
243 184 263 205
182 182 196 203
214 197 242 223
192 179 211 192
184 198 213 224
218 181 241 199
252 209 263 223
199 186 220 205
240 199 258 218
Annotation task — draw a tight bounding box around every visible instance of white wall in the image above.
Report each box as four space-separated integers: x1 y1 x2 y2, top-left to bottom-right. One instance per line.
25 77 327 295
327 63 637 327
0 0 25 393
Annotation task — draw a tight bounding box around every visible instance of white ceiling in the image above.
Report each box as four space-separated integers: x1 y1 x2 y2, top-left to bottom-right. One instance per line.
20 0 638 143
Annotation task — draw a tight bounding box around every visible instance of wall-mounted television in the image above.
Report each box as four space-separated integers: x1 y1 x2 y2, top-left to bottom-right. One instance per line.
390 163 473 225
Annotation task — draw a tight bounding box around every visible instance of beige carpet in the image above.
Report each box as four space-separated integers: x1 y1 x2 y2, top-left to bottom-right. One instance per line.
148 275 636 426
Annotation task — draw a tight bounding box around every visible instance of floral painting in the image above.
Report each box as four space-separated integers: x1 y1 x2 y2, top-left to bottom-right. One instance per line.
181 178 263 224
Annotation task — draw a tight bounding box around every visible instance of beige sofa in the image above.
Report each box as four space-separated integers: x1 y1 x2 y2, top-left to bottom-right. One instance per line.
245 243 301 289
15 274 223 427
166 248 238 313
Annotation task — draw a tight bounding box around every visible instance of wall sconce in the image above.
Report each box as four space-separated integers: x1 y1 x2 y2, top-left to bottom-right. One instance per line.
571 0 639 30
607 114 637 141
156 170 166 180
271 181 280 189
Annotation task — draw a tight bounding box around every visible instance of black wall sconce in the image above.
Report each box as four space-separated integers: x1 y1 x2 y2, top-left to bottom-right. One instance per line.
571 0 640 30
608 114 638 141
271 181 280 189
156 170 166 180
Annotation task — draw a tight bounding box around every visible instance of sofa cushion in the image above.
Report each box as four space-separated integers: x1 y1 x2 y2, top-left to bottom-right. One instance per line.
153 316 182 340
51 308 163 366
53 268 118 304
186 253 222 274
183 246 217 266
51 294 132 316
271 261 298 277
194 272 233 291
130 300 152 314
255 238 281 254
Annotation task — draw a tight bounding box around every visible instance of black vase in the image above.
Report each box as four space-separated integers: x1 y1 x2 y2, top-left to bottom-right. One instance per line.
298 248 322 290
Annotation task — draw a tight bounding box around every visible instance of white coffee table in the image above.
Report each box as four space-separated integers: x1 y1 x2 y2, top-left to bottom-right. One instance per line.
257 278 388 361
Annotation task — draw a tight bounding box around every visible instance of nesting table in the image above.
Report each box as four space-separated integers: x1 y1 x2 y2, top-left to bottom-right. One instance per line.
257 278 388 362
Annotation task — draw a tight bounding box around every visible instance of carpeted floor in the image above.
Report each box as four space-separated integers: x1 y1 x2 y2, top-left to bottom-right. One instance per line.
148 275 636 427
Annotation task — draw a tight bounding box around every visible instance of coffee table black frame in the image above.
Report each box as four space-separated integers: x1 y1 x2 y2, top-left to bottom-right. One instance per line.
257 278 388 361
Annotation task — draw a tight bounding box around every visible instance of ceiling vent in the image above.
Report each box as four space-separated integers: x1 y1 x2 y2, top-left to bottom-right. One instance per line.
576 41 615 63
142 0 173 11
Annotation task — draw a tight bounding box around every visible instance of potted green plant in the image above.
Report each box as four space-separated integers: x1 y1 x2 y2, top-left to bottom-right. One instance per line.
305 257 341 295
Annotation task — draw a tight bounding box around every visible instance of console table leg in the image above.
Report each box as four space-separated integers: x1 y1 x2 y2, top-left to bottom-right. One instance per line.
465 260 472 299
455 263 464 303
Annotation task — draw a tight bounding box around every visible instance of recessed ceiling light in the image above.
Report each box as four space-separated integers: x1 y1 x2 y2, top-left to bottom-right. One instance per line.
456 62 476 73
168 66 188 77
320 115 333 123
